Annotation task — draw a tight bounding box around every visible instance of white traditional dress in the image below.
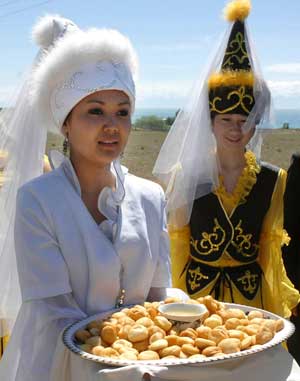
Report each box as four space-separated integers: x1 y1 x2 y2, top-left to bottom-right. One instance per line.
0 155 171 381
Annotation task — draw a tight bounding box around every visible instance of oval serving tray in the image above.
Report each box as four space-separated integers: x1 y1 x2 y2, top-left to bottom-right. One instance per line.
62 303 295 367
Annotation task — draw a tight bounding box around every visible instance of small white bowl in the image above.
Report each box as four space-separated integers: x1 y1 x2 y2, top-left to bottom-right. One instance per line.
158 303 208 323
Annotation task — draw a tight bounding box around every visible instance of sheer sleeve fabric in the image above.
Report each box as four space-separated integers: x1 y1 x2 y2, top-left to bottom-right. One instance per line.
259 168 300 317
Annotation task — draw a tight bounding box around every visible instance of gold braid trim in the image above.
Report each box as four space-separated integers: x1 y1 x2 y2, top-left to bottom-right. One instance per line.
214 151 260 215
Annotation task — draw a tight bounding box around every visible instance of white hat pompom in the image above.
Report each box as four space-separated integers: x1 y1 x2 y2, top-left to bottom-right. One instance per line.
32 14 78 49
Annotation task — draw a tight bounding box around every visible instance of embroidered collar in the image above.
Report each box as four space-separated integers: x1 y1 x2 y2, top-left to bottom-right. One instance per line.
214 150 261 214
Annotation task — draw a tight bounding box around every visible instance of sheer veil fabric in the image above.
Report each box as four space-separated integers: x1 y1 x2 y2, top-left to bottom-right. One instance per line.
153 21 273 229
0 16 78 337
0 61 46 336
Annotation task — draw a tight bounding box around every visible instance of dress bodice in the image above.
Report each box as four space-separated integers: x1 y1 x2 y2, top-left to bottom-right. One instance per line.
186 160 278 300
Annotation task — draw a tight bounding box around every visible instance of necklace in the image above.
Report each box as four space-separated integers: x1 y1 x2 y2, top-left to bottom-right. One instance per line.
214 151 261 214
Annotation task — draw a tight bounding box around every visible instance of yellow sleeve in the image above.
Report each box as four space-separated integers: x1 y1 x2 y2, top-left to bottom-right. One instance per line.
43 154 51 173
0 335 9 360
259 168 300 317
169 225 191 293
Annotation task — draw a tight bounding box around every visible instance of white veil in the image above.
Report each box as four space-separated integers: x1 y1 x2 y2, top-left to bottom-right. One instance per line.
0 15 78 337
153 20 273 229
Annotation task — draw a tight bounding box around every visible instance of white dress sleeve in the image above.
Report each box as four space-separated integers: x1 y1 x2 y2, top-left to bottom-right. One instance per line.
150 187 172 288
0 294 86 381
15 186 72 301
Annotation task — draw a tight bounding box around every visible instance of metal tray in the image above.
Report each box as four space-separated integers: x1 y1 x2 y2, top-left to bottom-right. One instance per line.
62 303 295 367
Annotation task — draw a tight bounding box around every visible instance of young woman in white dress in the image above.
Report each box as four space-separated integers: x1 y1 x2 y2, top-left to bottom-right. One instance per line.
0 15 171 380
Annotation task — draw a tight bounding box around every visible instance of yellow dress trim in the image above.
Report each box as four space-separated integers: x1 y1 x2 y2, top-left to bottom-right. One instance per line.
0 335 9 360
214 150 260 215
169 224 191 291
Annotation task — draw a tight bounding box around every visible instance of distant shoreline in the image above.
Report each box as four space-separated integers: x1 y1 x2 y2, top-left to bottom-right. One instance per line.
1 107 300 129
133 108 300 129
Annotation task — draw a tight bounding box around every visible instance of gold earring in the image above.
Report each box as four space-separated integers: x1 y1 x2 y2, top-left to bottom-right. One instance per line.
63 136 69 156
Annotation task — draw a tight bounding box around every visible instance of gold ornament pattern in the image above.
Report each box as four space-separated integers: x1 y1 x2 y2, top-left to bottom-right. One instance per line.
209 85 254 115
231 220 259 258
222 32 249 69
237 270 259 295
190 217 259 260
187 266 210 292
190 218 226 256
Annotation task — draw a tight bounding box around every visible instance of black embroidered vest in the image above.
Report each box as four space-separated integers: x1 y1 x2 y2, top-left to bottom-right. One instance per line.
186 163 278 301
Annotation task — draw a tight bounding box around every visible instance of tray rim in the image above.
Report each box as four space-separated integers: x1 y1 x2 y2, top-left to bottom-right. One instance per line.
62 302 295 367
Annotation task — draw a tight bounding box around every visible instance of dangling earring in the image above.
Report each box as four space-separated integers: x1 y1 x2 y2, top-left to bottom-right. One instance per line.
63 135 69 156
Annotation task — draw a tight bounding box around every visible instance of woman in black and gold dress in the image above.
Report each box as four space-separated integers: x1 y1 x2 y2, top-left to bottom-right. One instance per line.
154 0 300 318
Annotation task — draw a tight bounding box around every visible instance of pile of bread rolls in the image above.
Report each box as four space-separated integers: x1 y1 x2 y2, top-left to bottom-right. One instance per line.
74 295 284 361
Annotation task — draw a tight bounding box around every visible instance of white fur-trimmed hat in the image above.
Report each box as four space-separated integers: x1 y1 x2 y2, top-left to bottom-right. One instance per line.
31 16 138 133
31 14 79 49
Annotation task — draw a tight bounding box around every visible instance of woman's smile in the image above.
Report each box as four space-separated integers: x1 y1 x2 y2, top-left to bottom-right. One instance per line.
97 139 119 149
225 135 242 143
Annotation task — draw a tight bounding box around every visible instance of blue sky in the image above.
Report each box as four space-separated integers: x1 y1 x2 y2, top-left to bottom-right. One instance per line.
0 0 300 109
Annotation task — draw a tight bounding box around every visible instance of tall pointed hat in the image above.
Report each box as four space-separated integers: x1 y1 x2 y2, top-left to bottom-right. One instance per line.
153 0 272 229
208 0 255 118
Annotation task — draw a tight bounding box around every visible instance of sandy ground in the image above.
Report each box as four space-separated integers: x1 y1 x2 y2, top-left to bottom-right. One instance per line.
46 129 300 182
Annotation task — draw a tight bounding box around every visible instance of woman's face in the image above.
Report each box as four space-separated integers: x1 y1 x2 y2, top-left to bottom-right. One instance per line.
63 90 131 168
212 114 254 152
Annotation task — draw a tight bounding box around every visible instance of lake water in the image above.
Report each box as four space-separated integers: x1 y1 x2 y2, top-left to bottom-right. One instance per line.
1 107 299 129
134 108 300 129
